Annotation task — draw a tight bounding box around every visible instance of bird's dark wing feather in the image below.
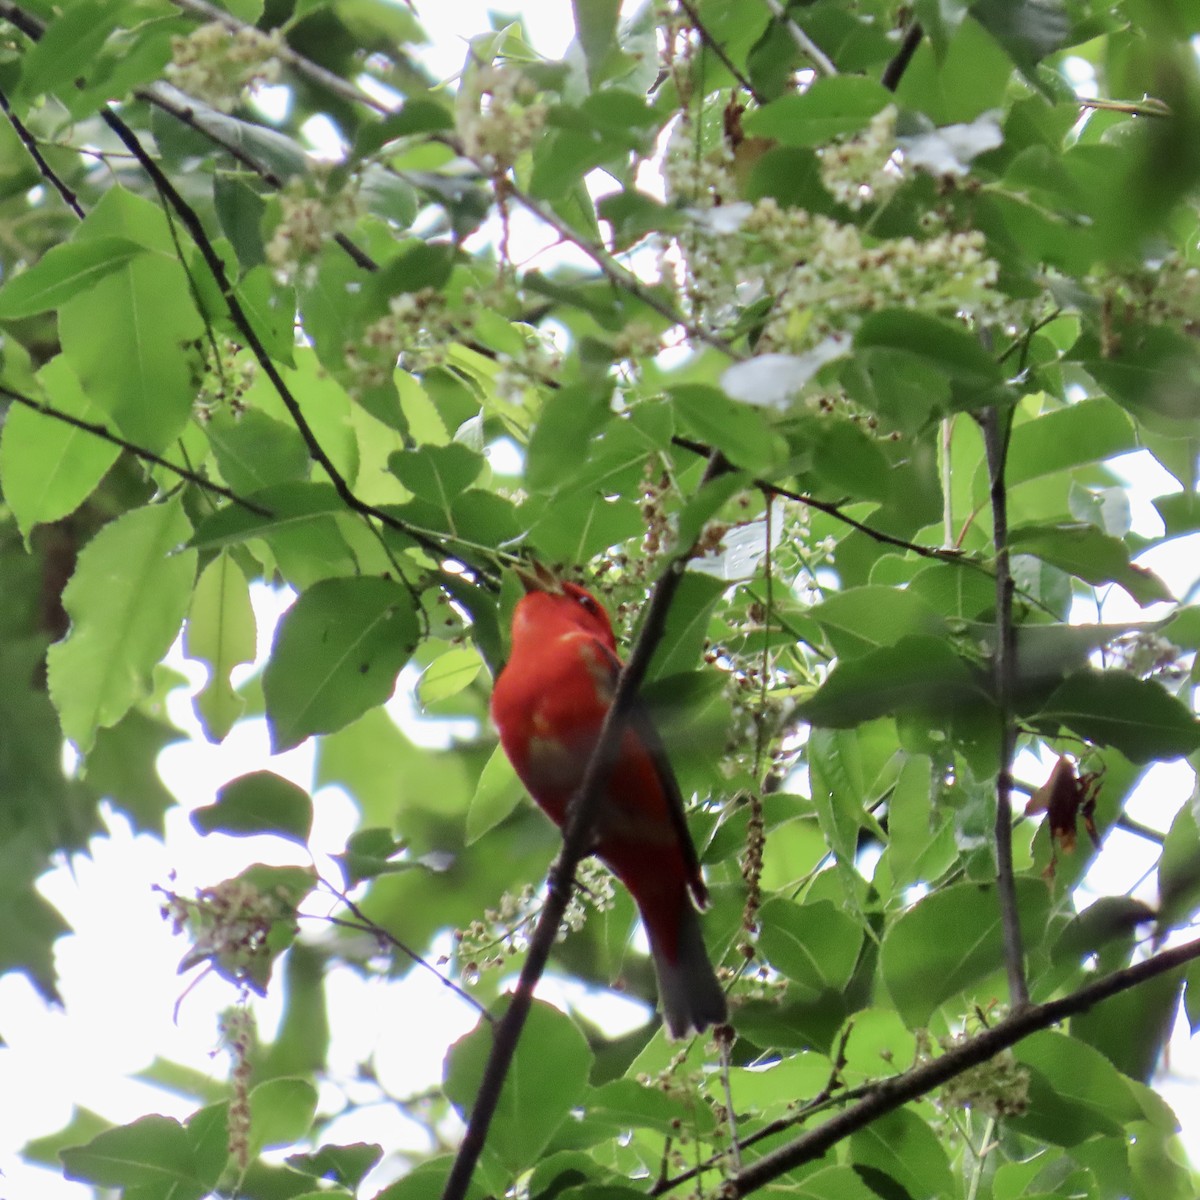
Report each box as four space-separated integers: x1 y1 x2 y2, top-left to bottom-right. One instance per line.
594 643 708 909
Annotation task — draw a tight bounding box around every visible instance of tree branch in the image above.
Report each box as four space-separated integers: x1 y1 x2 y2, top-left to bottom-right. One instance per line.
724 933 1200 1195
676 0 763 103
0 85 84 218
882 22 923 92
94 104 498 586
0 383 273 515
441 452 730 1200
670 434 984 568
980 405 1029 1010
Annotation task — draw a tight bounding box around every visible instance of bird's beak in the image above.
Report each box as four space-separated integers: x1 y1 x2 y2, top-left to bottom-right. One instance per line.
514 560 563 595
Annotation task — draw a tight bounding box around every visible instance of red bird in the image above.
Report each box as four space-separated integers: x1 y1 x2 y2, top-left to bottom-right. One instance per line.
490 564 726 1039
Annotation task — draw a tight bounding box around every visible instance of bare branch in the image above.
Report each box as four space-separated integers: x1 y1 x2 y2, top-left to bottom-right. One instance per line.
441 452 730 1200
724 933 1200 1195
0 383 272 515
0 85 85 218
882 22 923 92
676 0 763 103
320 877 494 1021
980 405 1029 1010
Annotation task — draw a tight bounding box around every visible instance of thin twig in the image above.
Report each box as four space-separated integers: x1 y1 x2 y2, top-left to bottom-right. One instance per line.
0 383 272 515
760 0 837 77
980 405 1029 1010
677 0 763 103
321 879 494 1021
441 452 729 1200
720 932 1200 1195
0 85 84 217
670 435 980 567
881 22 923 92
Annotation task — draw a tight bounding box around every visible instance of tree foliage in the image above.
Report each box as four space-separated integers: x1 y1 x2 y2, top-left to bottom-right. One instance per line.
6 0 1200 1197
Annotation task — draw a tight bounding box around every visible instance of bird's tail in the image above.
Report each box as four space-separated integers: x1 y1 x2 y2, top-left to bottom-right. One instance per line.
647 897 727 1040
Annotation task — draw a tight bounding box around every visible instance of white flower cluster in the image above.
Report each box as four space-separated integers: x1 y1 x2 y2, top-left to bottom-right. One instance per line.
458 65 547 172
663 116 1004 354
166 21 283 113
818 104 902 211
492 326 564 404
1108 253 1200 336
343 286 466 392
193 338 256 419
266 176 362 274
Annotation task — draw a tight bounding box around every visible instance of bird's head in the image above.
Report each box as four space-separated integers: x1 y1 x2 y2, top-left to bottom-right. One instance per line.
512 562 617 651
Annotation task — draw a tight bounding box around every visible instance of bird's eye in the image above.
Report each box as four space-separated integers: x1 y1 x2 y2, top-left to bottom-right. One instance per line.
574 591 598 613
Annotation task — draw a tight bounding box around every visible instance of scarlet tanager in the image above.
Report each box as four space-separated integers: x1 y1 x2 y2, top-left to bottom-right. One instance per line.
490 565 727 1039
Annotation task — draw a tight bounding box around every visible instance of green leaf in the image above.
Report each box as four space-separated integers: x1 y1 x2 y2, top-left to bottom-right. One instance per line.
466 744 526 844
189 483 343 550
248 1077 318 1155
1009 1030 1142 1146
286 1143 384 1189
757 898 863 998
881 878 1051 1026
525 383 612 492
671 384 781 474
1009 524 1172 606
184 551 256 743
850 1108 954 1200
59 192 204 451
445 999 593 1174
571 0 620 86
0 236 147 318
17 0 122 107
1071 325 1200 425
1037 670 1200 763
894 15 1015 123
60 1114 205 1192
417 646 484 709
743 77 893 146
206 408 311 495
1005 398 1136 487
47 497 196 755
1158 802 1200 932
807 586 946 658
645 572 724 682
263 576 420 752
389 443 485 531
334 827 411 886
192 771 313 844
0 357 121 542
798 635 986 728
855 310 1004 390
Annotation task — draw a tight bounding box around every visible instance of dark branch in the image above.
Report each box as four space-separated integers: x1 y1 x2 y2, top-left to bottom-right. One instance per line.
0 383 272 515
671 435 983 568
440 452 730 1200
0 85 84 218
321 878 493 1021
725 933 1200 1195
94 104 498 587
882 22 923 92
677 0 763 103
981 404 1029 1010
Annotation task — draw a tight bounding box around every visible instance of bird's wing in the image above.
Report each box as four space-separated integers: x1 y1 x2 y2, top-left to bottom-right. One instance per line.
592 641 708 909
